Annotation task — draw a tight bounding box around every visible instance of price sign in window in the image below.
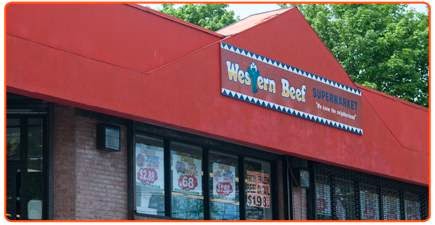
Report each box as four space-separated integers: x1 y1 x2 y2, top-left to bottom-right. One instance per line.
244 158 272 220
209 152 239 220
134 135 165 216
171 142 204 219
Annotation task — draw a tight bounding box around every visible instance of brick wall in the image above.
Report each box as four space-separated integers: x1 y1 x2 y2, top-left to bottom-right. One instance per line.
75 112 128 219
52 105 128 219
53 105 77 219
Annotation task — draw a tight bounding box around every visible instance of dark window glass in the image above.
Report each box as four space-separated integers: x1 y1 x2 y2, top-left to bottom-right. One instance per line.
404 192 421 220
7 119 21 160
24 118 44 219
27 119 43 172
7 118 21 126
333 178 355 219
359 184 380 220
382 189 400 220
7 119 21 219
134 135 165 216
171 142 203 219
315 174 331 219
209 151 239 220
244 158 272 220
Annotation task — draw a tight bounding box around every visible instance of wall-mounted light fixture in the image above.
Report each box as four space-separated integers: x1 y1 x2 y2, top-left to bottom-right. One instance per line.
97 123 121 152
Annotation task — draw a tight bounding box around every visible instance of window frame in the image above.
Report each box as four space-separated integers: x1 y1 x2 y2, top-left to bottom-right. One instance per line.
403 191 423 220
131 122 280 220
243 157 274 220
170 141 205 219
129 123 427 221
133 134 166 217
208 150 241 220
6 113 49 220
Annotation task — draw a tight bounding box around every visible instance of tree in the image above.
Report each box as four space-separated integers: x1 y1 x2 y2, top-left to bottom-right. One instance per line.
281 4 428 106
161 4 238 31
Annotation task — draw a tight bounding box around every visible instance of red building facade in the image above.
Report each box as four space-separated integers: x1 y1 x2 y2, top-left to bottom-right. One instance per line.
5 4 428 220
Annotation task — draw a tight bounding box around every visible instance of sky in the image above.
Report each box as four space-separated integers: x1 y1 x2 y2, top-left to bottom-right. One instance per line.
141 3 428 19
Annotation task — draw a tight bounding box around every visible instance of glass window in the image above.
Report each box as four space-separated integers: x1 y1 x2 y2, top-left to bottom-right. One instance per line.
404 192 421 220
135 135 165 216
7 119 21 160
315 174 331 219
27 118 43 172
209 151 239 220
7 116 48 220
382 189 401 220
171 142 204 219
244 158 272 220
333 178 356 219
24 118 44 220
359 184 380 220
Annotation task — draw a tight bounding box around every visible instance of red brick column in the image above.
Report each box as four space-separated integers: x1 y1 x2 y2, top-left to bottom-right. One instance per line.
52 105 128 219
53 105 77 219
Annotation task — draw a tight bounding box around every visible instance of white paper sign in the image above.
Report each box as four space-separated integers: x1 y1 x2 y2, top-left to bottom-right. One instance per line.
245 171 271 208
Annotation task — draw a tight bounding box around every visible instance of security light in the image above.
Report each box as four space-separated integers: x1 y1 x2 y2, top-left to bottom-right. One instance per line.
97 123 121 151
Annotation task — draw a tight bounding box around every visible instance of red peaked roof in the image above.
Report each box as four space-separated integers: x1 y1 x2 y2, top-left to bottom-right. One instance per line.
6 4 428 185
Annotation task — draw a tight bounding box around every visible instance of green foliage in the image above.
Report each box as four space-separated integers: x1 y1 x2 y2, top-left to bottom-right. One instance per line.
283 4 428 106
161 4 238 31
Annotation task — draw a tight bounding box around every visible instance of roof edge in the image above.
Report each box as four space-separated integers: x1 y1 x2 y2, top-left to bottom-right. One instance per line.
126 4 225 39
357 84 428 112
217 7 293 36
239 6 293 21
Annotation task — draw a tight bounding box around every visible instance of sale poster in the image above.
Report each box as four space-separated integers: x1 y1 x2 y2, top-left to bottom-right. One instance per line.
135 143 164 190
245 171 271 209
172 152 202 194
212 162 236 200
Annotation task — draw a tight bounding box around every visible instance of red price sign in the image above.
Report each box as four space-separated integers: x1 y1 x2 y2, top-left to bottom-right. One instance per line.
216 182 233 196
137 168 158 185
178 175 198 190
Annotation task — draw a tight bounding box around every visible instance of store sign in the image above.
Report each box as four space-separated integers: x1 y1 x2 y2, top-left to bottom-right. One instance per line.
220 42 363 135
172 153 202 194
246 171 271 209
212 163 236 200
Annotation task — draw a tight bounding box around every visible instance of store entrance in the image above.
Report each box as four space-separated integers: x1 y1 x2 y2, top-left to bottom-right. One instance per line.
6 115 47 220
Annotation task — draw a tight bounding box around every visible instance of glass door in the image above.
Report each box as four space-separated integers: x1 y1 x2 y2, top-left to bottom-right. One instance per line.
6 116 47 220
